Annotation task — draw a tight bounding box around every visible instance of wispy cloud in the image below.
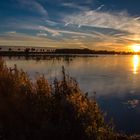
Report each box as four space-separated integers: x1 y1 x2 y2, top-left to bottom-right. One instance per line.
5 31 17 35
63 9 140 48
45 20 58 26
1 3 140 51
17 0 48 17
36 32 48 37
61 2 89 11
39 25 105 38
0 31 87 48
39 26 60 36
63 10 140 35
95 5 104 11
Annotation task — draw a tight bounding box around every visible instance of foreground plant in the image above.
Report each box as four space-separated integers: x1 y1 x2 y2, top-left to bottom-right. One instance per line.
0 59 138 140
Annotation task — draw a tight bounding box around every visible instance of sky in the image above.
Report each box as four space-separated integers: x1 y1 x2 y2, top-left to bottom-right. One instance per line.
0 0 140 51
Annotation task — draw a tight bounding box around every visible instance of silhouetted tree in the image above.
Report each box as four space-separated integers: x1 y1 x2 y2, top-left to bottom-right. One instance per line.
24 48 30 54
31 48 35 52
9 48 12 51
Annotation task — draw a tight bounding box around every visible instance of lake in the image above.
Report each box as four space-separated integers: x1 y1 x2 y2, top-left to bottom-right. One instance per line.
3 55 140 134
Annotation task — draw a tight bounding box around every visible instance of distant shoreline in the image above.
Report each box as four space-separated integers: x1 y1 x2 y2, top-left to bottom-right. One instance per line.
0 48 139 57
0 51 99 57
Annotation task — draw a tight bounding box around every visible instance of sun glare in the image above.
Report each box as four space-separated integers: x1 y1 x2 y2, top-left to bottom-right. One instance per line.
132 44 140 52
133 55 139 74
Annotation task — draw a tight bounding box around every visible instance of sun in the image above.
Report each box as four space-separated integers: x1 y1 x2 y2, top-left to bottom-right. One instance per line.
132 44 140 52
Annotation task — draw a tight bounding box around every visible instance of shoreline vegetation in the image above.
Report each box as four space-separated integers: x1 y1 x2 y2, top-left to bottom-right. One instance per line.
0 58 140 140
0 47 140 57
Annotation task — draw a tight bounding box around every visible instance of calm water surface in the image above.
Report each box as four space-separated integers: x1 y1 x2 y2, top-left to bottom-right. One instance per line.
3 55 140 134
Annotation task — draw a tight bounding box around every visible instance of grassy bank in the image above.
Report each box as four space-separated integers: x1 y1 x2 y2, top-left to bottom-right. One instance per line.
0 58 139 140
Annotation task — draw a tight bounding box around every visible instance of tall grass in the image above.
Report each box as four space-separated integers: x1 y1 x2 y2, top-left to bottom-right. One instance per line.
0 58 138 140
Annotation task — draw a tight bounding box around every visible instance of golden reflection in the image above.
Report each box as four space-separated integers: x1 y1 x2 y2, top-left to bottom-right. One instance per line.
133 55 139 74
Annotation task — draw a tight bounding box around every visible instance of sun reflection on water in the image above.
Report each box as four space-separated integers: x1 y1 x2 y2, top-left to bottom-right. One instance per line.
133 55 139 74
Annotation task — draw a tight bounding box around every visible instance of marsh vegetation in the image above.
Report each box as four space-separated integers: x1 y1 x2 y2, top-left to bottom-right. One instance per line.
0 58 139 140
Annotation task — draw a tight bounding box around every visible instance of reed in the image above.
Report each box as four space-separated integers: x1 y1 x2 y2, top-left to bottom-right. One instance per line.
0 58 138 140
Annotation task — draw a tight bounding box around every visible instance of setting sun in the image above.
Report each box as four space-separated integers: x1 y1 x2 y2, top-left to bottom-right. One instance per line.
132 44 140 52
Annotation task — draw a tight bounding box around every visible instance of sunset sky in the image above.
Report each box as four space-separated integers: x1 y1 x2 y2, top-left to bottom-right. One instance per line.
0 0 140 51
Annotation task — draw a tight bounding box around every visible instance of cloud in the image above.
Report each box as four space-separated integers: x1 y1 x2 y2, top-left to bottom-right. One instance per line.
63 10 140 35
1 19 133 50
61 2 89 11
39 25 104 38
36 32 48 37
17 0 48 16
39 26 60 36
96 5 104 11
0 32 87 49
5 31 17 35
45 20 58 26
1 5 140 51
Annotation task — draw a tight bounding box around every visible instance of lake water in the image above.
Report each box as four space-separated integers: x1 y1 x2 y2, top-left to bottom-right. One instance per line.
3 55 140 134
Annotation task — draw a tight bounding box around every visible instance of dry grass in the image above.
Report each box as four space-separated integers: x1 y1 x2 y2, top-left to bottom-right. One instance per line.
0 58 139 140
